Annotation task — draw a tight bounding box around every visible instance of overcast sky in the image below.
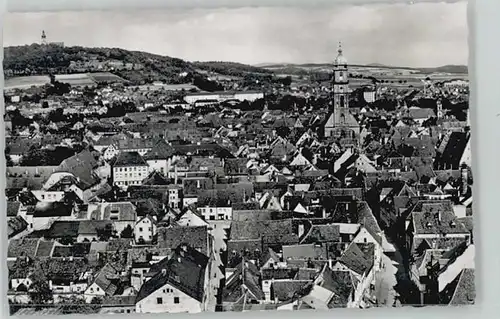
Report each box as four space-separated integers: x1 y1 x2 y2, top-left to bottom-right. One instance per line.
3 1 468 67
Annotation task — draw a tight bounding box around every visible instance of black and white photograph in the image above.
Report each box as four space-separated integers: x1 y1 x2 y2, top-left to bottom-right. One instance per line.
3 0 474 315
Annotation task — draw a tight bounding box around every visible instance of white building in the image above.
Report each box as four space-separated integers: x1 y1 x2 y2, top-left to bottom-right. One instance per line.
363 91 376 103
197 200 232 221
167 185 183 209
135 246 212 314
112 152 149 188
134 215 157 244
184 91 264 105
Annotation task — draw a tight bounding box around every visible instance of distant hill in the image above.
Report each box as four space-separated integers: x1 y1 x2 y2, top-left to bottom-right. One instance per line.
191 61 273 77
3 44 272 85
261 62 468 75
418 65 468 74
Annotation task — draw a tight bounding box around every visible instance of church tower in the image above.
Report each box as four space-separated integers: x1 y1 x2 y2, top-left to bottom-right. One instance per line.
332 42 350 110
324 42 360 142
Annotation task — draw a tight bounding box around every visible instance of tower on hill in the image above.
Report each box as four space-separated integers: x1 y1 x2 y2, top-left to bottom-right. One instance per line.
41 30 47 45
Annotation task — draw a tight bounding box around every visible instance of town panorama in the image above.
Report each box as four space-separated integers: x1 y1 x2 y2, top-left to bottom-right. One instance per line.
4 30 473 314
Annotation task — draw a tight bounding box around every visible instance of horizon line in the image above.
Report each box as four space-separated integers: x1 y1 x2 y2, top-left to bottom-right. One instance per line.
4 42 469 71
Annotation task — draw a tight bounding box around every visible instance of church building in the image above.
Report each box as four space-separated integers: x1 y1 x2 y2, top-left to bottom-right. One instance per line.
323 43 360 144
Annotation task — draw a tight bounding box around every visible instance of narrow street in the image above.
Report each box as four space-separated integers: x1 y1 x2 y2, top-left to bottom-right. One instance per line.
206 221 231 311
375 252 399 307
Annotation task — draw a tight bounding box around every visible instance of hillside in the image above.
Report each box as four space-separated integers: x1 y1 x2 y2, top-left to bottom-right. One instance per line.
3 44 272 85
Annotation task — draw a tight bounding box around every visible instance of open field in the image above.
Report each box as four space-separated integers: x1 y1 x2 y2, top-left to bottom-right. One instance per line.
88 72 128 84
4 75 51 90
4 72 128 90
55 74 97 86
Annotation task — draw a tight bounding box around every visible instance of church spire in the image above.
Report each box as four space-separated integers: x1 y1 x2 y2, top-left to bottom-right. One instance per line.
334 41 347 66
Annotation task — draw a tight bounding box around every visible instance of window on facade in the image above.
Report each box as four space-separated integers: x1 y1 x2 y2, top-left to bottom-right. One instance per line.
364 238 367 243
139 227 143 232
209 216 215 221
174 297 180 304
157 297 163 304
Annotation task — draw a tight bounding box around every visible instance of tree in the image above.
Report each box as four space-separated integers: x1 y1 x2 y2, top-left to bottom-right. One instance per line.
59 235 74 245
48 108 65 122
96 224 116 241
120 224 134 238
28 267 53 308
276 126 291 139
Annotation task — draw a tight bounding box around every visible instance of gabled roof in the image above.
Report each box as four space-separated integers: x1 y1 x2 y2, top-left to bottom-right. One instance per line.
8 215 28 238
136 245 209 303
444 268 475 305
223 259 265 302
339 242 375 276
35 239 56 257
313 266 356 308
282 244 327 261
300 224 341 244
260 247 281 265
92 263 122 296
33 201 73 218
409 200 469 235
7 201 21 217
78 220 113 235
102 202 137 221
272 280 311 302
112 151 148 167
230 219 298 245
157 226 208 253
56 149 100 189
143 139 175 160
46 221 81 238
142 171 170 185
